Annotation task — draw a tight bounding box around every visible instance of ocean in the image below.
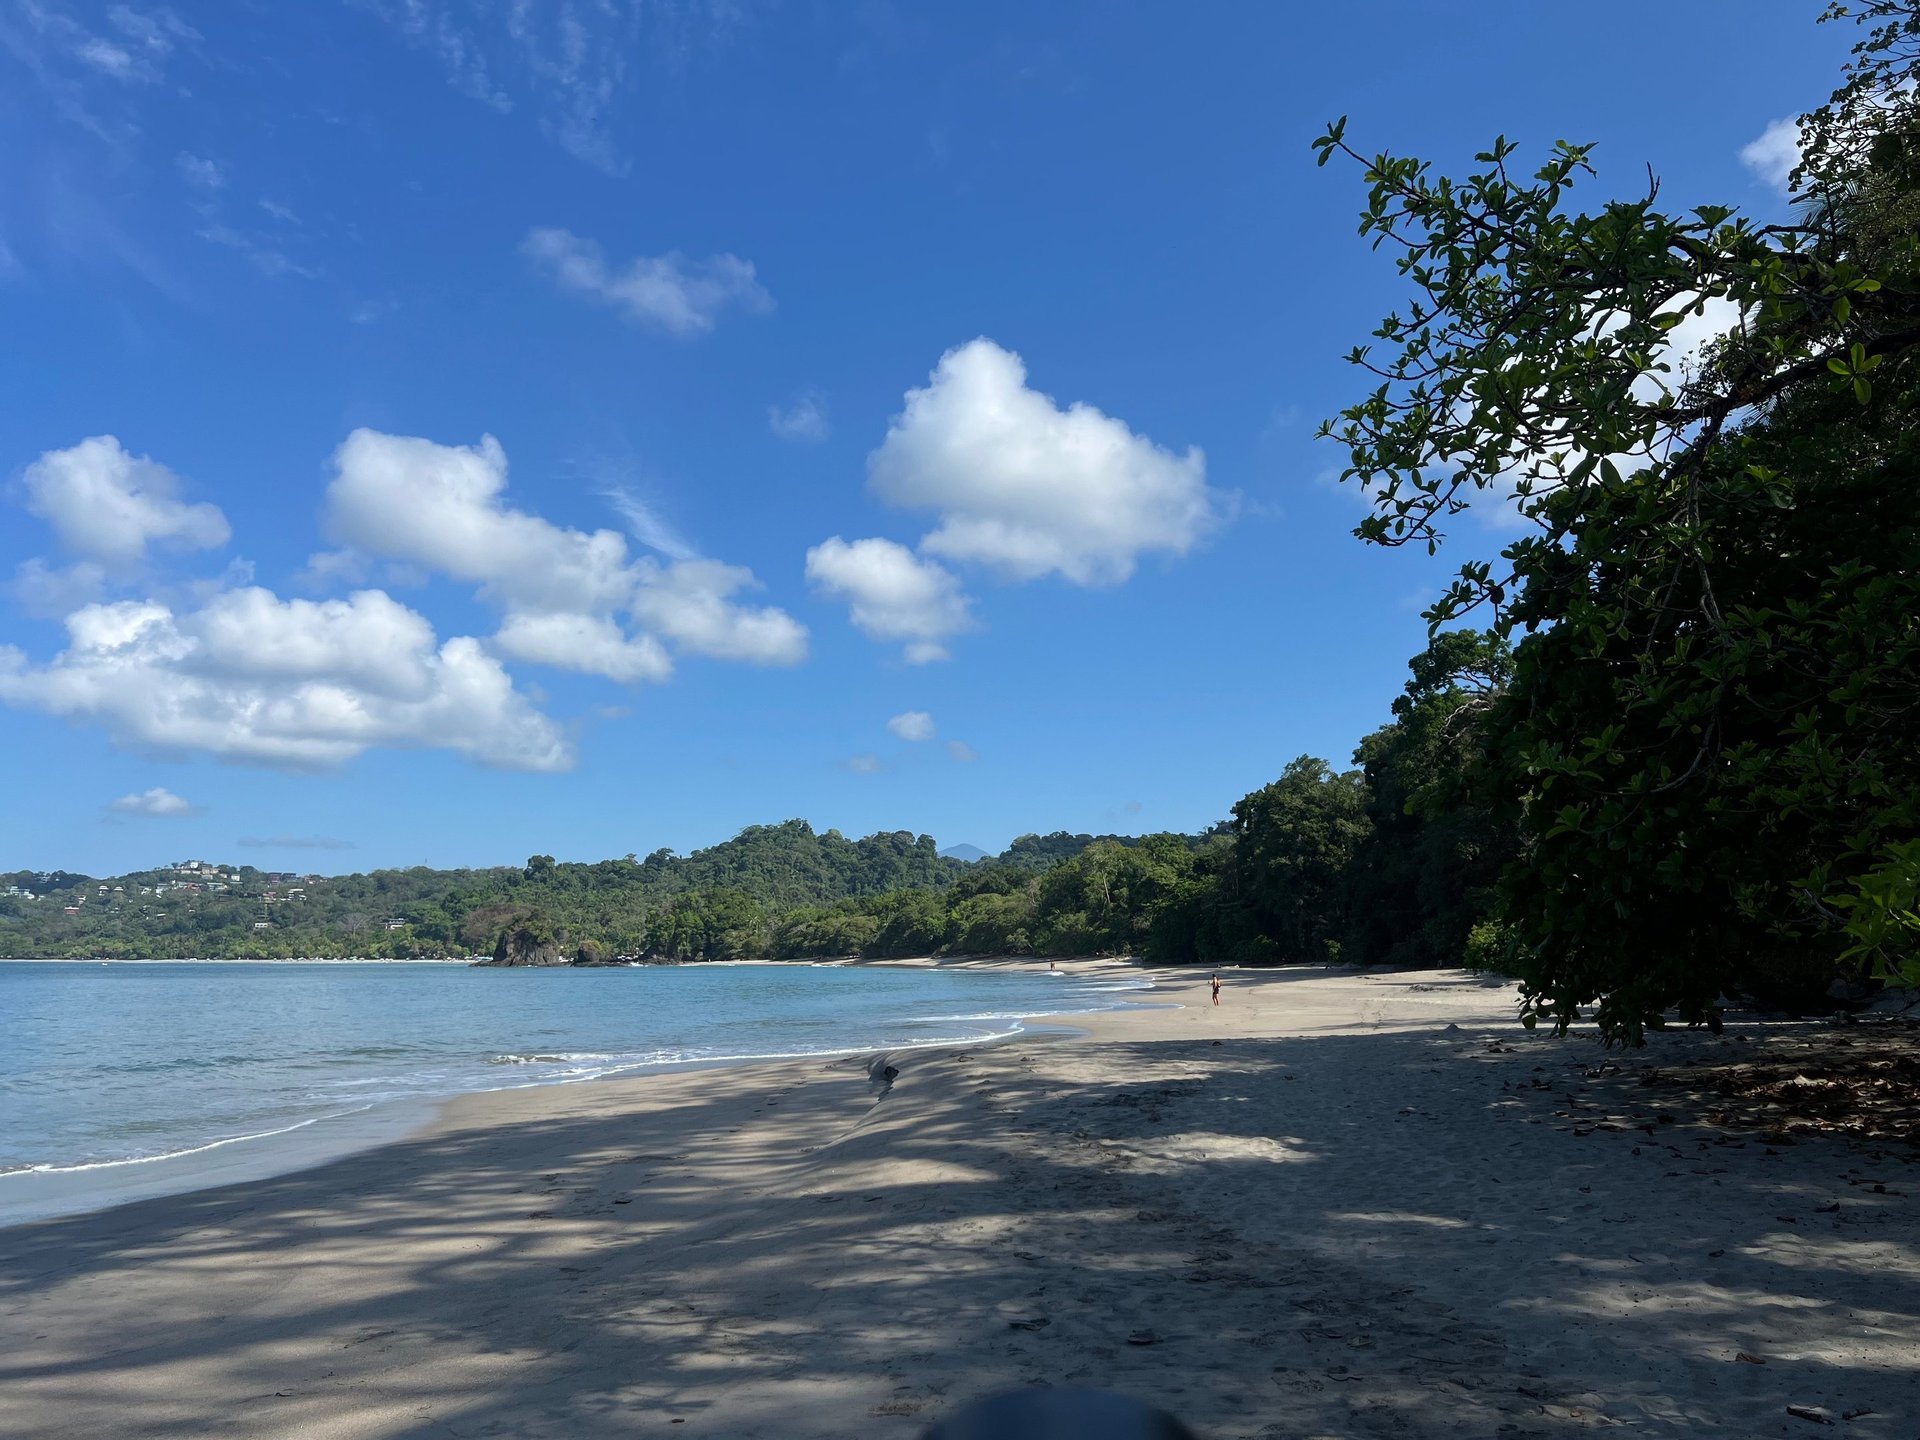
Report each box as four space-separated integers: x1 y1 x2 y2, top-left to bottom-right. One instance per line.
0 959 1149 1224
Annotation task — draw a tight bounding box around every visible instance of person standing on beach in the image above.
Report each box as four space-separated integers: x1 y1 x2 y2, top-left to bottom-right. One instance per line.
1210 974 1221 1006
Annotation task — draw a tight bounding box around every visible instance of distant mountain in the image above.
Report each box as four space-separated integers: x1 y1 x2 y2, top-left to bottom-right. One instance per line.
938 843 989 863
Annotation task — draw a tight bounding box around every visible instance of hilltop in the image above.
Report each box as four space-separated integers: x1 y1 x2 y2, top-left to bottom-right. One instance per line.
0 823 1176 963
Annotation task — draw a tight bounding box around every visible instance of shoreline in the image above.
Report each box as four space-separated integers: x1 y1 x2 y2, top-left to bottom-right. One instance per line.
2 964 1914 1439
0 955 1154 1228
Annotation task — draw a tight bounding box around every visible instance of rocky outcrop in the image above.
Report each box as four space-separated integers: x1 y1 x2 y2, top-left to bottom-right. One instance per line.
475 924 566 967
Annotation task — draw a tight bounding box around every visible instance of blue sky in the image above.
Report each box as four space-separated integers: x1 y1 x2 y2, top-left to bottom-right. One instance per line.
0 1 1845 875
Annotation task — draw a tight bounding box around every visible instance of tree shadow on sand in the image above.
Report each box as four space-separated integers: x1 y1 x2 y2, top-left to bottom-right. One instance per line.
0 1021 1914 1439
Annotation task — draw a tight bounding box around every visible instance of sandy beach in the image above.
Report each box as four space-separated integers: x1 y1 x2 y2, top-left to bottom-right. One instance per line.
1 963 1914 1438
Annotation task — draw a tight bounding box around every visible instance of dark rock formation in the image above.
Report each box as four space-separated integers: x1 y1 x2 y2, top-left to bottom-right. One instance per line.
475 924 566 967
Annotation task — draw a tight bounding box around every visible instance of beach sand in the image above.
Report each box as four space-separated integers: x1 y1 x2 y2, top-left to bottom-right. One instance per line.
1 964 1914 1438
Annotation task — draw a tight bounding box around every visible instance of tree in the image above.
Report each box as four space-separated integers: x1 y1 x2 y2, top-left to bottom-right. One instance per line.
1227 758 1372 965
1345 631 1517 969
1319 1 1920 1039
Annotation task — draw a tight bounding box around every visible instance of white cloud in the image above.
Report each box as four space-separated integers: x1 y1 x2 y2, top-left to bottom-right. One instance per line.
804 536 971 664
174 151 223 189
187 587 442 698
108 786 196 817
946 739 978 762
329 430 635 614
0 590 571 772
22 436 230 563
1635 295 1745 404
845 753 882 775
492 612 673 685
522 227 771 337
630 559 808 666
887 710 935 742
868 338 1218 585
325 429 804 682
1742 117 1802 194
769 392 830 443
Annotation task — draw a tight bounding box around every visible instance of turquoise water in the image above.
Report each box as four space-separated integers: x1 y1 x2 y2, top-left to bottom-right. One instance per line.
0 960 1147 1184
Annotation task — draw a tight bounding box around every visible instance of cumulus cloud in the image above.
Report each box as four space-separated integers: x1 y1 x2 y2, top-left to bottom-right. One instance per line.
0 589 571 772
108 786 196 817
887 710 935 742
945 739 978 762
804 536 971 664
769 392 830 443
868 339 1217 585
522 228 771 337
1741 117 1802 193
492 611 673 685
324 429 805 682
630 559 808 666
22 435 230 563
327 429 663 614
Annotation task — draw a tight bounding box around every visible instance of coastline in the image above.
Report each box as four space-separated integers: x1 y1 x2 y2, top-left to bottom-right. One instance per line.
1 963 1914 1439
0 955 1153 1228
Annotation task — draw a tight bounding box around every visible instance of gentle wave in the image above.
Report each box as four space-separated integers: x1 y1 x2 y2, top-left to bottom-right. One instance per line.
0 1106 374 1176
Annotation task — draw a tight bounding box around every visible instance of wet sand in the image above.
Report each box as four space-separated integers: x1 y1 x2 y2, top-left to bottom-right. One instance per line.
1 964 1914 1438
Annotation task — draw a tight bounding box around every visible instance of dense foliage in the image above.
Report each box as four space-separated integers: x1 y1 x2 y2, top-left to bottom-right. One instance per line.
0 823 965 962
1320 0 1920 1039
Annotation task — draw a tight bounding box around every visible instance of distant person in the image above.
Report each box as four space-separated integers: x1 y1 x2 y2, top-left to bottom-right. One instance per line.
1210 973 1221 1006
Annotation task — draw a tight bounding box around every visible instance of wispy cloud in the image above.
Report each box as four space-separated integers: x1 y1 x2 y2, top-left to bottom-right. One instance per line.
602 486 698 561
174 151 223 189
844 753 883 775
523 227 771 337
355 0 754 174
769 391 830 444
196 222 315 279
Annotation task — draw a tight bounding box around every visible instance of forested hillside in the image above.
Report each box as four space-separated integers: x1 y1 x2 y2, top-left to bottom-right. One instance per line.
0 631 1513 969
